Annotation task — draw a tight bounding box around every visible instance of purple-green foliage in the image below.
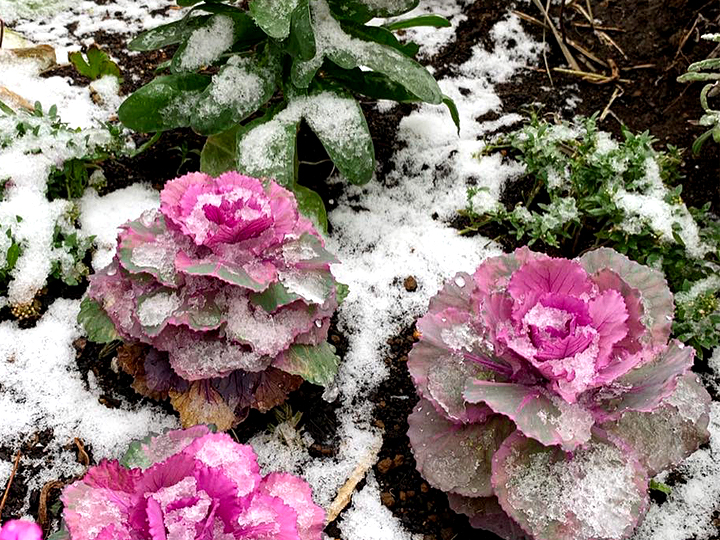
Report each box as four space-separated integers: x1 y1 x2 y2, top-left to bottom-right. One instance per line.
80 171 343 429
407 247 712 540
57 425 325 540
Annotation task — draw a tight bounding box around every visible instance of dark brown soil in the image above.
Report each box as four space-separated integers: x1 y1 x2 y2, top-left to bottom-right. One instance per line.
7 0 720 539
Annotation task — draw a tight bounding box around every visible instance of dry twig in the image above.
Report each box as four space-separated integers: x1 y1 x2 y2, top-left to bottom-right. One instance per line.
530 0 581 71
0 450 21 520
600 85 624 121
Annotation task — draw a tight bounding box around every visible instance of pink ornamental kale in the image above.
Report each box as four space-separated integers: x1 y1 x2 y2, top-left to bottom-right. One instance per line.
407 247 712 540
0 521 42 540
81 172 343 429
58 425 325 540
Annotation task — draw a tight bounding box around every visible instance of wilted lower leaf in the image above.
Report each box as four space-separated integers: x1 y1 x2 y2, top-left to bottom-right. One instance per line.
170 382 237 431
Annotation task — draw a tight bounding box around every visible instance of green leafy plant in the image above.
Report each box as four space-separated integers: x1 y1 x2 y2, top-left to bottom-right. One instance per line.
69 45 123 82
460 114 720 353
677 33 720 154
118 0 456 229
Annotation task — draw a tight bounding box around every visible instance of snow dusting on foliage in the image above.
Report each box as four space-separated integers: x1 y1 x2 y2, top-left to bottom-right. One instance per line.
0 0 718 538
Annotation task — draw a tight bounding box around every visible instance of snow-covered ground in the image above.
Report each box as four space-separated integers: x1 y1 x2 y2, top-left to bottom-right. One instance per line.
0 1 718 539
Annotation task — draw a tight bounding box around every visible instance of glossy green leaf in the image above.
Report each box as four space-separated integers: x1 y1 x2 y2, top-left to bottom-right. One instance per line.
304 89 375 184
235 106 299 187
249 0 299 39
78 296 121 344
191 49 279 135
327 0 418 22
274 342 340 386
286 0 316 61
341 21 417 57
443 94 460 134
249 281 301 312
200 125 241 176
118 73 211 133
292 182 328 231
383 14 451 31
128 15 210 51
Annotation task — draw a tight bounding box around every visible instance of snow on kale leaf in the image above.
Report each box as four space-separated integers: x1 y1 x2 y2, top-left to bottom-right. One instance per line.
57 425 325 540
81 172 343 429
407 247 711 540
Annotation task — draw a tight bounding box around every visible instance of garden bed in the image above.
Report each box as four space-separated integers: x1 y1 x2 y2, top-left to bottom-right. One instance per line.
0 0 719 539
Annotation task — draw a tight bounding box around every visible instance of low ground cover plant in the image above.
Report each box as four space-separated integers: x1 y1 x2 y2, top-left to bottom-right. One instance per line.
461 115 720 354
118 0 457 229
52 425 325 540
407 247 711 540
0 101 126 306
80 171 344 429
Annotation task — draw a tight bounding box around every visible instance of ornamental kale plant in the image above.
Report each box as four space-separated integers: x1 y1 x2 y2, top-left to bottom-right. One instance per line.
79 171 343 430
407 247 712 540
118 0 456 229
54 425 325 540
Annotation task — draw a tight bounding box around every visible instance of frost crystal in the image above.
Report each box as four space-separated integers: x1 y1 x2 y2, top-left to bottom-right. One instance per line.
407 247 711 540
82 172 343 429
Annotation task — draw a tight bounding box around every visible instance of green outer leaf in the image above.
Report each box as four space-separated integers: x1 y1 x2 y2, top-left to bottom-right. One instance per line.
129 15 210 52
78 296 121 344
69 46 121 81
178 259 268 291
341 21 417 57
118 73 211 133
383 14 451 31
286 0 316 61
304 88 375 184
274 341 340 386
46 522 70 540
443 94 461 134
250 281 301 312
235 106 299 187
291 182 328 232
327 0 418 22
249 0 299 39
200 125 240 175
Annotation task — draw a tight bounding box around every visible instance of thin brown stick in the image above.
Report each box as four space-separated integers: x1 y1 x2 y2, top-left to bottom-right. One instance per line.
673 15 702 62
600 86 624 121
0 18 4 49
530 0 581 71
0 450 21 520
512 10 548 29
74 438 90 467
542 0 554 86
566 38 608 68
572 22 625 32
598 30 628 59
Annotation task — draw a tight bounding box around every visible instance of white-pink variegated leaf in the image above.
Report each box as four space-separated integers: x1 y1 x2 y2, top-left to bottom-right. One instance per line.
491 431 649 540
602 372 711 476
407 398 514 497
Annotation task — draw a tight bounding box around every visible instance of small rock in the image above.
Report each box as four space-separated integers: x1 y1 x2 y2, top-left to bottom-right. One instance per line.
377 457 393 474
393 454 404 467
373 419 385 429
440 528 455 540
406 490 415 498
399 490 407 501
421 482 429 493
404 276 418 292
380 492 395 507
